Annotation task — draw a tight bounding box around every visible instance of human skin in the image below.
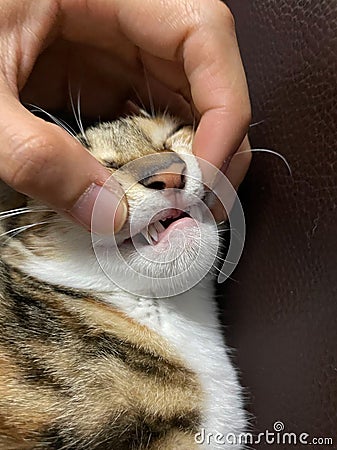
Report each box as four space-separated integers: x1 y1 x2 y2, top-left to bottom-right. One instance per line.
0 0 251 234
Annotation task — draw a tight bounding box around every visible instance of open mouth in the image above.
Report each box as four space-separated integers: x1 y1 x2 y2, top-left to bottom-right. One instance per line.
139 206 202 246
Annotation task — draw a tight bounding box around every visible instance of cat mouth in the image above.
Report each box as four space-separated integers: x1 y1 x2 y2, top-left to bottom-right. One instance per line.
128 206 202 246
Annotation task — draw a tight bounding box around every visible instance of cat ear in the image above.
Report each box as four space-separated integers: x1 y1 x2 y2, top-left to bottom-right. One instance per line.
123 100 151 118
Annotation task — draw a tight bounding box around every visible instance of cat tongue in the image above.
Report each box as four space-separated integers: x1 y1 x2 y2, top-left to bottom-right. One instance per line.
155 217 196 244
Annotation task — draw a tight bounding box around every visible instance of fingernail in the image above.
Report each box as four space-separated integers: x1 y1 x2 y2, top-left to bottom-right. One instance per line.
69 182 127 234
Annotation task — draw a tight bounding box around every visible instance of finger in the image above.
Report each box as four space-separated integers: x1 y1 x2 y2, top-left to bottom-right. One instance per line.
61 0 250 168
0 86 127 234
211 135 251 222
115 0 251 167
182 7 251 168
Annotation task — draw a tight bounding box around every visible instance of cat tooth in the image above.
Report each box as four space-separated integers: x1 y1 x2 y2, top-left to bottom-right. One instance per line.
140 228 153 245
189 205 203 222
148 224 159 243
153 221 165 233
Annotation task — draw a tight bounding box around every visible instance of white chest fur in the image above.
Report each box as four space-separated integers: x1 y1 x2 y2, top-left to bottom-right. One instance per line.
104 281 246 449
20 252 246 449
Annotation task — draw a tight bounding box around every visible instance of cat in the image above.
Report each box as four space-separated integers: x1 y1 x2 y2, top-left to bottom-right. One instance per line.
0 111 246 449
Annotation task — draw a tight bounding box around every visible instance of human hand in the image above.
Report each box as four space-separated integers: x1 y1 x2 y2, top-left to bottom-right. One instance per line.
0 0 251 233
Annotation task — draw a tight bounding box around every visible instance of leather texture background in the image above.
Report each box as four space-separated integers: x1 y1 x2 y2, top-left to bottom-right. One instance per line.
219 0 337 447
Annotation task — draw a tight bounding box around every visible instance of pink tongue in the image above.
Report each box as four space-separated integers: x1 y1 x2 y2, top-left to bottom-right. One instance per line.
156 217 195 244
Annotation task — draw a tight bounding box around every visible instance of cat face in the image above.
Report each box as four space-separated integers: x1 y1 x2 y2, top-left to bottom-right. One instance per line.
2 114 220 297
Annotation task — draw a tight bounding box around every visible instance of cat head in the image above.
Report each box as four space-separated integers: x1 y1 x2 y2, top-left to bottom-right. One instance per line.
1 113 220 298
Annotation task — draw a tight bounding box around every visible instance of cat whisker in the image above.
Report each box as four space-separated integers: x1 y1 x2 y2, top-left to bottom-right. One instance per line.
214 254 237 265
68 82 89 145
0 217 66 246
0 207 53 222
212 264 238 283
142 65 155 117
236 147 292 176
129 82 149 115
0 205 51 215
162 103 170 118
0 206 33 217
249 119 265 128
76 88 87 141
0 221 53 239
27 104 80 143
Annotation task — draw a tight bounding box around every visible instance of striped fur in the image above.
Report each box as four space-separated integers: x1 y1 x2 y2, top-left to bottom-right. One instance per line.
0 263 202 449
0 113 246 449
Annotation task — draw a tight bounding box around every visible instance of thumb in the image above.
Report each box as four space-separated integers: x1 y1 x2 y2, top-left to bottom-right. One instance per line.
0 92 127 235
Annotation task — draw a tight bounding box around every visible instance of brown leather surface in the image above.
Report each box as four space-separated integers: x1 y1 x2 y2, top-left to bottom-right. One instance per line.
219 0 337 447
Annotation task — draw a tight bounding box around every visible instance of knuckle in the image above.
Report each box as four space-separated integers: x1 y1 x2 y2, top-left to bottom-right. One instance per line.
7 132 55 191
225 102 252 133
233 99 252 132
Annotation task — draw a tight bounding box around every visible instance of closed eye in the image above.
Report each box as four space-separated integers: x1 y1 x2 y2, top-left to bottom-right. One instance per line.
163 123 191 149
169 123 189 137
102 160 121 169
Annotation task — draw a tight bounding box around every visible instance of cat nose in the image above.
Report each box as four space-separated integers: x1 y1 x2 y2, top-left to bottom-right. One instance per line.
140 154 186 190
144 171 185 190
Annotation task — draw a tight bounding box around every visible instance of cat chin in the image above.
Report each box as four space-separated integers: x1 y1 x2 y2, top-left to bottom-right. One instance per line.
95 221 219 298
